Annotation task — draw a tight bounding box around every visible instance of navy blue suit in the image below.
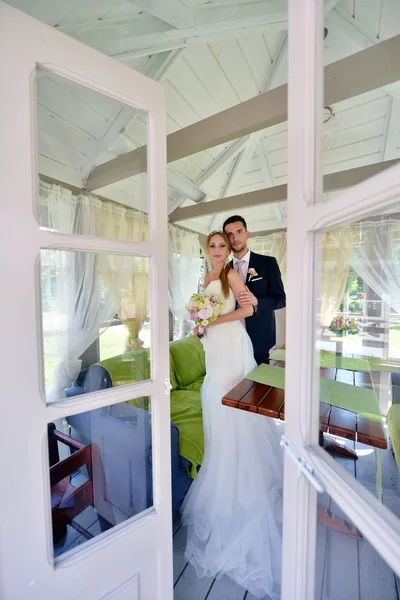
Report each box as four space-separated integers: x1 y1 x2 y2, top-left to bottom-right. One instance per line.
232 251 286 364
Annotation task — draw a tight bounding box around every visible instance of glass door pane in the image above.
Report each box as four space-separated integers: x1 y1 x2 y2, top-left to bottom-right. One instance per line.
313 204 400 524
36 68 150 239
41 250 151 403
315 489 400 600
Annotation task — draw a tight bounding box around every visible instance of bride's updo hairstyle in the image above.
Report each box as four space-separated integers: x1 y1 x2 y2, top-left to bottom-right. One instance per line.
206 231 232 299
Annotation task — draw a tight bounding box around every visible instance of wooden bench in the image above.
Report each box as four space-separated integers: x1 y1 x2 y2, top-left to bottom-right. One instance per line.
222 360 387 459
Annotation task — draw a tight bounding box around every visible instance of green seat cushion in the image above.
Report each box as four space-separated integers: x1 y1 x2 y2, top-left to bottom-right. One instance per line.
387 404 400 470
170 389 204 478
185 377 204 392
169 336 206 389
97 348 151 386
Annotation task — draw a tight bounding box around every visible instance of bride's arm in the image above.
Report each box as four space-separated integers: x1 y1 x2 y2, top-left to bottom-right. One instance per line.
213 270 253 325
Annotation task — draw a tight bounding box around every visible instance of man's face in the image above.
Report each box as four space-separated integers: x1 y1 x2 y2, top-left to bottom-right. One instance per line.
224 221 250 254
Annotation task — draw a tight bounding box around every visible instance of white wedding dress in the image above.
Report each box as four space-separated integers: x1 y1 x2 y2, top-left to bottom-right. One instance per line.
181 280 283 599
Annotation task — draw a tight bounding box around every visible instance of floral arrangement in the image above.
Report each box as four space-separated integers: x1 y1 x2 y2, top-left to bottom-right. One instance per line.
247 268 258 280
329 316 359 335
185 292 224 338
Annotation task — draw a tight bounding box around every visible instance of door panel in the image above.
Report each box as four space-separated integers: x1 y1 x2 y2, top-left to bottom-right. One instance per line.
283 1 400 598
0 3 171 599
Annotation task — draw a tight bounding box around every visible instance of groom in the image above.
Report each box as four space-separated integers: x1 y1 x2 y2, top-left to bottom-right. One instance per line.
223 215 286 365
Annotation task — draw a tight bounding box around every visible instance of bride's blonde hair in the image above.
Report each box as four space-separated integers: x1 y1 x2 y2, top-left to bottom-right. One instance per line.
206 231 232 299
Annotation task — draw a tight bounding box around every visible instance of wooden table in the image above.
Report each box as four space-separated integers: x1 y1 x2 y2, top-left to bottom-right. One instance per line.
222 358 387 539
222 359 387 458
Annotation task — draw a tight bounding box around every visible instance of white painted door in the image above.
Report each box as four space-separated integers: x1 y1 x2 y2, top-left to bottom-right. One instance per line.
282 1 400 599
0 3 172 599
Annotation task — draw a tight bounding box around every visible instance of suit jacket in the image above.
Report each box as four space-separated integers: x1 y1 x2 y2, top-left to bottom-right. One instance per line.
231 251 286 355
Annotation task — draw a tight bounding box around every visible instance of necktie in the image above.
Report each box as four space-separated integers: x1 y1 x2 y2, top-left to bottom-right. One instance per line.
234 260 247 328
235 260 247 283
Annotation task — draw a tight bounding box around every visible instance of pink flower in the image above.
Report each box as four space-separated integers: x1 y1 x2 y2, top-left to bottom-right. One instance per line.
198 306 212 320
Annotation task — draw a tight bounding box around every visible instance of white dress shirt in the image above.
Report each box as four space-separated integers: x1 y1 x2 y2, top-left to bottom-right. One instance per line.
232 249 251 271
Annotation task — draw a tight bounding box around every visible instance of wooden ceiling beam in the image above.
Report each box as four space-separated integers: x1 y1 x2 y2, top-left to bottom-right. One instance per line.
86 33 400 192
132 0 194 29
169 159 400 222
101 1 290 61
329 7 400 102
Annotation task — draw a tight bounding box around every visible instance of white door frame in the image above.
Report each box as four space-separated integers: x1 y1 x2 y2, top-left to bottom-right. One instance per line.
0 3 172 599
282 1 400 598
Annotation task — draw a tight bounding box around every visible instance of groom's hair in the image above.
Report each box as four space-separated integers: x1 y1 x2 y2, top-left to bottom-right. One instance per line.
222 215 247 231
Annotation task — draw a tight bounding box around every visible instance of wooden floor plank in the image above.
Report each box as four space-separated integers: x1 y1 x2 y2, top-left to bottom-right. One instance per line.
322 531 360 600
329 437 356 520
383 487 400 520
319 436 359 600
173 564 214 600
173 525 189 585
173 514 182 535
355 442 397 498
206 574 247 600
396 574 400 600
358 536 399 600
315 522 329 600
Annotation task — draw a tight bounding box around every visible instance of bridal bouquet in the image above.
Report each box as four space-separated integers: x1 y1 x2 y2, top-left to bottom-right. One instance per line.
185 293 224 338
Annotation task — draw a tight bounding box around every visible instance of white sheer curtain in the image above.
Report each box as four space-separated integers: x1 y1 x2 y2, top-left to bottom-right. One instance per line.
248 235 274 256
168 225 201 338
319 229 352 327
343 219 400 315
39 180 146 402
248 232 287 283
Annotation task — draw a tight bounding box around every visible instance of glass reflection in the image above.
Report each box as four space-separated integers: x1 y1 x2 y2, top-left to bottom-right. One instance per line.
41 250 150 403
315 212 400 528
49 399 152 558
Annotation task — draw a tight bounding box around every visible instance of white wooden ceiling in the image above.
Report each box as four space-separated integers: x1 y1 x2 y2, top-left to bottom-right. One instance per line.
7 0 400 234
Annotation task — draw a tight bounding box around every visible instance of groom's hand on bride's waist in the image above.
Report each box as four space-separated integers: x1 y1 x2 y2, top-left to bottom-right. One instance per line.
236 287 258 308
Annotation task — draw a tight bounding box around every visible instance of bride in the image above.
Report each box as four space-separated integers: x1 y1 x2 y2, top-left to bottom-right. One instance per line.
181 231 283 599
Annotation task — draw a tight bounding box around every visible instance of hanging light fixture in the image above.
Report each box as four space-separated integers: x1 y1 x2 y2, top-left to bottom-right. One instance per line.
323 106 340 151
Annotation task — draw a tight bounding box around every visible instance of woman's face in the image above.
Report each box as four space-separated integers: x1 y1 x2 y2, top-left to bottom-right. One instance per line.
207 235 230 266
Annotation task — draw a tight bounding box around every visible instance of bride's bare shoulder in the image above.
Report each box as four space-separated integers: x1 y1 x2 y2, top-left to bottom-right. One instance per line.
227 268 241 284
227 267 245 293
